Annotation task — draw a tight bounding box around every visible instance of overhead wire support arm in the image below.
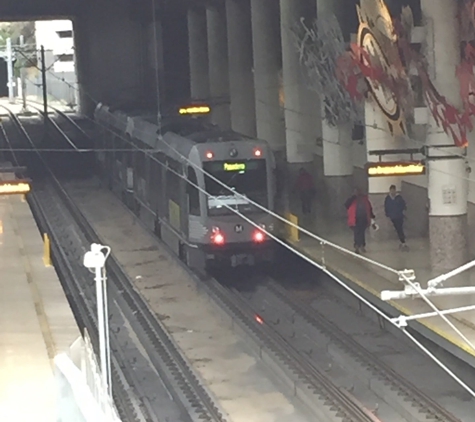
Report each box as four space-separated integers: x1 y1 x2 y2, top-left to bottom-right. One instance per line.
427 259 475 289
381 260 475 302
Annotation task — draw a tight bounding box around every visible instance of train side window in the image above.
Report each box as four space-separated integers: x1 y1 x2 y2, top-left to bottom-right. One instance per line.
187 167 200 216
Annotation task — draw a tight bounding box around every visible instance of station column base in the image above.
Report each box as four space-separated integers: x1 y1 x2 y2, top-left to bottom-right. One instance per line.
429 215 468 272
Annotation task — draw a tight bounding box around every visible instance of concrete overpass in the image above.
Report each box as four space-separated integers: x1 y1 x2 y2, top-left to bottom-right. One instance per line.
2 0 472 271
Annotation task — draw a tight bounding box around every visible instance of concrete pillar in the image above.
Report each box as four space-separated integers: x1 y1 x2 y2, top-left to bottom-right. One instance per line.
365 101 403 241
207 6 231 129
73 17 92 116
251 0 285 153
280 0 320 222
188 7 210 100
280 0 320 165
322 119 354 219
226 0 257 137
317 0 353 219
422 0 468 271
74 0 144 116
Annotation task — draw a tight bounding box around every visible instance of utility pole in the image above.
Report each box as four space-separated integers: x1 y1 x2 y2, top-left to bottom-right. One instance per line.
19 36 27 113
40 45 48 137
6 38 14 104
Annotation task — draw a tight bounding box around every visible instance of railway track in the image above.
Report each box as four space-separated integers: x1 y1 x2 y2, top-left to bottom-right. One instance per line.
265 279 461 421
196 275 380 422
3 103 468 421
0 107 227 422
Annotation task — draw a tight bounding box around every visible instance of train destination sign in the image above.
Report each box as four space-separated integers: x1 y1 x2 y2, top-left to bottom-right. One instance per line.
367 162 425 177
224 163 246 172
178 105 211 115
0 180 31 195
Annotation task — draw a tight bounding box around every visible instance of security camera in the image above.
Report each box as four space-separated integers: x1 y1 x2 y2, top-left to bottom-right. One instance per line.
83 244 106 269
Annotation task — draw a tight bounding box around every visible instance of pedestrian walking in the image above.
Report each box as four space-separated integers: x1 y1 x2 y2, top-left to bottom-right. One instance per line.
295 168 315 215
345 188 375 254
384 185 408 250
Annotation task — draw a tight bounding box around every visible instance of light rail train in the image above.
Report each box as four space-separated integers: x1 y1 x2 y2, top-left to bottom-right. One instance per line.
93 103 276 271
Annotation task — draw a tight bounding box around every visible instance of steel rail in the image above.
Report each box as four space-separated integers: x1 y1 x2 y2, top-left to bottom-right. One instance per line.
0 109 149 422
264 278 462 422
1 107 227 422
27 99 92 143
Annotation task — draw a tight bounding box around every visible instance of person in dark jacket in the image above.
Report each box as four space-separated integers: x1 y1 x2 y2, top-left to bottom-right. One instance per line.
295 168 315 215
345 188 375 254
384 185 408 250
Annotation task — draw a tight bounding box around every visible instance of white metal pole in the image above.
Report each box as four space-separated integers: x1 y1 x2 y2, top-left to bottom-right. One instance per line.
6 38 14 104
102 266 112 395
95 262 108 393
427 259 475 288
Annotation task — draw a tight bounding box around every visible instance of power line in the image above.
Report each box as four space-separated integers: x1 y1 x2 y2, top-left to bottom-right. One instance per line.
86 115 475 398
8 82 475 396
16 54 475 350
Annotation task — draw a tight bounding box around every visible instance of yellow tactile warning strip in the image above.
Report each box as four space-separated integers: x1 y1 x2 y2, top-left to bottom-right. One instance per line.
8 199 57 367
287 238 475 359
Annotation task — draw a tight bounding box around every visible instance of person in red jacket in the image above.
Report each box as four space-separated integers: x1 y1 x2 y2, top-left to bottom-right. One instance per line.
345 188 375 254
295 168 315 215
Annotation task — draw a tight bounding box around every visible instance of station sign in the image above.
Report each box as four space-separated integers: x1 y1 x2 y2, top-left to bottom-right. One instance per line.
0 179 31 195
366 161 425 177
178 105 211 115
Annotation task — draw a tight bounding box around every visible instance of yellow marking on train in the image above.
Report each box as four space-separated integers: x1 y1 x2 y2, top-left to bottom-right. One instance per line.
169 200 181 231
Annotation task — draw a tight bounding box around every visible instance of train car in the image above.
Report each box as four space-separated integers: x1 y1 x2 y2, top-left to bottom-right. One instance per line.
94 102 277 271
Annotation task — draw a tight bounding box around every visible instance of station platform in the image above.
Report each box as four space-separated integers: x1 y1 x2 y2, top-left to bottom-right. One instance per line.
279 198 475 367
0 193 80 421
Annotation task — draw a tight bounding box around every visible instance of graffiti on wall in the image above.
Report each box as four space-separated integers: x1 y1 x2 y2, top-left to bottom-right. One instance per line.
294 0 475 148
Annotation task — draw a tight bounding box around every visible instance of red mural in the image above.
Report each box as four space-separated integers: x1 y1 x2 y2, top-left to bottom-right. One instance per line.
336 0 475 148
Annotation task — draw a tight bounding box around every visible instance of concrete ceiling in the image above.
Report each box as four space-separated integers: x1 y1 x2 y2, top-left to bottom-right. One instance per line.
0 0 80 20
0 0 225 21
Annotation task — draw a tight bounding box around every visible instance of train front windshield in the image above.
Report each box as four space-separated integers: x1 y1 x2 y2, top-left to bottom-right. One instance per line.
204 159 268 215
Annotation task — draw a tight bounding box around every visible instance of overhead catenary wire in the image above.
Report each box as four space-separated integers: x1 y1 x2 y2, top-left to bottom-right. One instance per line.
11 89 475 401
3 91 475 398
18 55 475 357
89 109 475 355
102 131 475 400
28 75 475 339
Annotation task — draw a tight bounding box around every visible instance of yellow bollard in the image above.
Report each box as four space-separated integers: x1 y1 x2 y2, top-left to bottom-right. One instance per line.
43 233 52 267
286 213 300 243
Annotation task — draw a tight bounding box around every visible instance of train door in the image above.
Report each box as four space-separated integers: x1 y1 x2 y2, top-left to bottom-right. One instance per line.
147 153 166 237
184 166 206 272
186 166 201 241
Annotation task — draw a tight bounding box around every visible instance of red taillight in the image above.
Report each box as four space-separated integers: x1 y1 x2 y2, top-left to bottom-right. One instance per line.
253 230 265 243
205 151 214 159
212 232 225 245
254 148 262 157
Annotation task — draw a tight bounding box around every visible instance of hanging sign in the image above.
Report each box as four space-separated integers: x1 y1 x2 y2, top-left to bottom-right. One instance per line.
0 180 31 195
366 162 425 177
